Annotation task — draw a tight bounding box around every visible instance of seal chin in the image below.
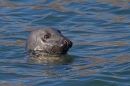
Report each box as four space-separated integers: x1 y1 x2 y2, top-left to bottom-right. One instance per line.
51 46 67 54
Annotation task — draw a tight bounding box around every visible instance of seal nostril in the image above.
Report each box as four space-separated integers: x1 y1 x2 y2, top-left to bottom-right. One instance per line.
62 39 72 49
64 40 68 47
64 40 68 45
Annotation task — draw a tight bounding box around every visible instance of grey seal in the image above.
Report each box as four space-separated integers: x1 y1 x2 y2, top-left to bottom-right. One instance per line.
26 28 73 63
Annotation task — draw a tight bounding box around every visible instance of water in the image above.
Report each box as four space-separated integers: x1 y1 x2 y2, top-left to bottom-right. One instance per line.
0 0 130 86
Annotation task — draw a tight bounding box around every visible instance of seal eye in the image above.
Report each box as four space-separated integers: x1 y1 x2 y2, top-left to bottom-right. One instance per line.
44 34 51 39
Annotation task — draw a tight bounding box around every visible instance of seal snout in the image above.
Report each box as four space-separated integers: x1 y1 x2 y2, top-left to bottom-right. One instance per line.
62 39 72 50
52 39 72 54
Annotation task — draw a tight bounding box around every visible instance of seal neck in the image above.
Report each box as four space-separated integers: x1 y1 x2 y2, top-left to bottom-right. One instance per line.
29 50 63 57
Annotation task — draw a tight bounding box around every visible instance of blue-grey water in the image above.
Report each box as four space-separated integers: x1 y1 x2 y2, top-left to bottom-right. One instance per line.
0 0 130 86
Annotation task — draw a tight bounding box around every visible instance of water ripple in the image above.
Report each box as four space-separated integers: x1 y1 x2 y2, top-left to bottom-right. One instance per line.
0 0 130 86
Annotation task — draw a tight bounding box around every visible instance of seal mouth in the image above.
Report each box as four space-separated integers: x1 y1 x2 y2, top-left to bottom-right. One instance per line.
51 46 66 54
51 39 72 54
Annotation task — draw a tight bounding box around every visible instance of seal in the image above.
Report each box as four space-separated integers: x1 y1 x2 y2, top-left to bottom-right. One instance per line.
26 28 73 63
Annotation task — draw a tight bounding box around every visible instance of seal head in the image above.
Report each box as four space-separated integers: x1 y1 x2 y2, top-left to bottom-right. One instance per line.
26 28 72 56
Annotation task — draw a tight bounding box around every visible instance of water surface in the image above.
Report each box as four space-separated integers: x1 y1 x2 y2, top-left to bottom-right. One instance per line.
0 0 130 86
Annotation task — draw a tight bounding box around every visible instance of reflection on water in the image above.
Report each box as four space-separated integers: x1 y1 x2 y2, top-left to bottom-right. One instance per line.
0 40 24 46
27 54 74 64
0 0 130 86
97 0 130 8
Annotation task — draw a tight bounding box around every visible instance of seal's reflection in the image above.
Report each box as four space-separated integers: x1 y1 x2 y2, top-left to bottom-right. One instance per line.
26 54 76 78
27 54 74 64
